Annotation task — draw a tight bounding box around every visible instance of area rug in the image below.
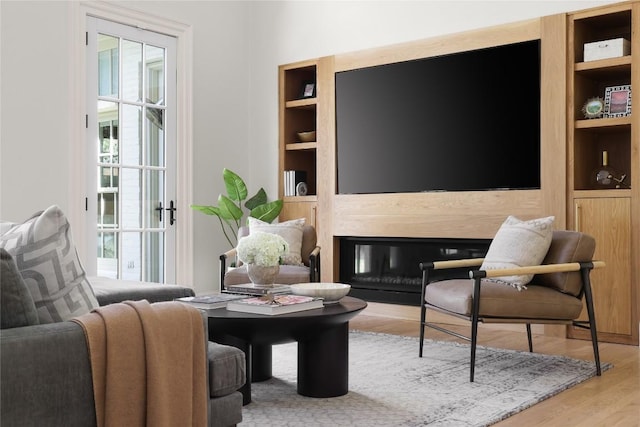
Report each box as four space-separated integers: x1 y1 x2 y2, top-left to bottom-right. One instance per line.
240 331 610 426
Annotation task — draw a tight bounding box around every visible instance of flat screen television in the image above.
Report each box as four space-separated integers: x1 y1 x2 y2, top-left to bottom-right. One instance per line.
335 39 541 194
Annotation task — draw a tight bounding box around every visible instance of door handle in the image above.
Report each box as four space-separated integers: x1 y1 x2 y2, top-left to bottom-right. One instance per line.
166 200 177 225
155 201 176 225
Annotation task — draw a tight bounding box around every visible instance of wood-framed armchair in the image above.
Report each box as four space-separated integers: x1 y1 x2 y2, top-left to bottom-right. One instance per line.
418 230 604 382
219 225 321 289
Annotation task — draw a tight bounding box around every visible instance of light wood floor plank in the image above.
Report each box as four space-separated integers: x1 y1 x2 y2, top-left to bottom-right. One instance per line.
349 302 639 427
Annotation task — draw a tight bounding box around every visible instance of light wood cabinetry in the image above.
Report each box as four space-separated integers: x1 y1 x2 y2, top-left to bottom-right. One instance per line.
278 60 318 231
567 2 638 345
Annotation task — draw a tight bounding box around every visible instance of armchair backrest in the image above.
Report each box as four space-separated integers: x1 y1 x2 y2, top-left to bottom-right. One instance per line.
535 230 596 297
238 224 318 267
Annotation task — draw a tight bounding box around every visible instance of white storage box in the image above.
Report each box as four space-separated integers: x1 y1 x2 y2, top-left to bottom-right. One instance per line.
584 38 631 62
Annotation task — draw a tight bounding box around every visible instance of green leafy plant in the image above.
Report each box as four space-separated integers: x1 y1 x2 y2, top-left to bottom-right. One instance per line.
191 168 283 249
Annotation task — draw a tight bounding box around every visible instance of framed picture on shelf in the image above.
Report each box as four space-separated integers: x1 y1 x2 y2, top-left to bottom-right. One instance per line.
300 81 316 98
603 85 631 117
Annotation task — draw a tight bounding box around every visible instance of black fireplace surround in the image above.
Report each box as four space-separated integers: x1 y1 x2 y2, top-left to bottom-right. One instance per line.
339 237 491 306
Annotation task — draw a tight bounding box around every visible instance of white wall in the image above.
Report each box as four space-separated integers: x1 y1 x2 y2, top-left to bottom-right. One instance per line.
0 0 619 293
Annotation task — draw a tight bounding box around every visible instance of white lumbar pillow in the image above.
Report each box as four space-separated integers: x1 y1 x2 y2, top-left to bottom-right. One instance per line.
480 215 555 290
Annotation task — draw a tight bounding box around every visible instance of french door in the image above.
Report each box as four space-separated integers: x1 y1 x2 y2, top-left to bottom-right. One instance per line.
86 17 177 283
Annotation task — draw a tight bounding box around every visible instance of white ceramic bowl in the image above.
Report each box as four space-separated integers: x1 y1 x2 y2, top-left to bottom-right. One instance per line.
290 282 351 304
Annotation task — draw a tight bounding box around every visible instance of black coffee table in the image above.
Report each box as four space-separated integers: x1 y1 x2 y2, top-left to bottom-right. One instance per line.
206 296 367 404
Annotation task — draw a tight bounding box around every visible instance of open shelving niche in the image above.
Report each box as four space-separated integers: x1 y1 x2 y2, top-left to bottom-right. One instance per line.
279 62 319 229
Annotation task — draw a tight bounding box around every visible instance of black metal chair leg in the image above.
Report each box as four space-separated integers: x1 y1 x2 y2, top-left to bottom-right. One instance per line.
581 265 601 375
526 324 533 352
419 304 426 357
469 277 482 382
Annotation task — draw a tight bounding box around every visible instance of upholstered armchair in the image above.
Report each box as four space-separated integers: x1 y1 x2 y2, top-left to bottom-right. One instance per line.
220 223 320 289
419 223 604 382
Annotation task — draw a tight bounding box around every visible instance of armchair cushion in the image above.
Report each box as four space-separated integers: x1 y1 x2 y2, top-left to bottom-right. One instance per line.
1 248 39 329
425 278 584 320
480 215 555 289
536 230 596 297
0 205 99 323
247 217 305 265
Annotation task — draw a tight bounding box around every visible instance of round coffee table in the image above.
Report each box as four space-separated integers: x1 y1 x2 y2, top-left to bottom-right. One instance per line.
206 296 367 404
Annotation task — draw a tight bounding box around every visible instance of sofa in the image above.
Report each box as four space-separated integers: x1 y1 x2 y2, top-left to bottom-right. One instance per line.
0 206 245 426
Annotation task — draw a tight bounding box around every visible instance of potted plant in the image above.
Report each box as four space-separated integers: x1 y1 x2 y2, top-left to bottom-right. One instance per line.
191 168 283 250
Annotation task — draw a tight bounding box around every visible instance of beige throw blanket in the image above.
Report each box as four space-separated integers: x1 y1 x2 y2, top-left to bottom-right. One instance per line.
72 300 208 427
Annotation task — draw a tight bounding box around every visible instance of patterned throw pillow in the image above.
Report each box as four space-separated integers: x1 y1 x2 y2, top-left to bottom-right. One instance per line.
247 217 305 265
0 205 99 323
480 215 555 290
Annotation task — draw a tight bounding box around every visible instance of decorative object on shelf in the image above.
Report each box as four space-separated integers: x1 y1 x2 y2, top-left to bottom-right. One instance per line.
295 181 308 196
283 170 307 196
296 130 316 142
299 81 316 98
582 97 605 119
191 168 283 250
594 150 623 189
583 37 630 62
237 231 289 287
603 85 632 118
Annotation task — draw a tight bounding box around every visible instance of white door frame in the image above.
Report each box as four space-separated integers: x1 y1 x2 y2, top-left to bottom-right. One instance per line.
68 1 194 285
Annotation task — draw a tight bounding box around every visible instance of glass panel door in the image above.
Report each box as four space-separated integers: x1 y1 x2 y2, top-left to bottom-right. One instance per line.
88 17 176 283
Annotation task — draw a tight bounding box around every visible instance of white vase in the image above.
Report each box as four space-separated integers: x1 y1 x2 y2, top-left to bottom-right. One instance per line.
247 264 280 287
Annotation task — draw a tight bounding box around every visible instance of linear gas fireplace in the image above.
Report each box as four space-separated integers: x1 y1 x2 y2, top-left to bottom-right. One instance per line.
339 237 491 306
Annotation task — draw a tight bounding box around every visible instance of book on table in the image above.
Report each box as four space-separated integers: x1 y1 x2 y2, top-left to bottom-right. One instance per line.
223 283 291 296
175 293 248 310
226 294 323 315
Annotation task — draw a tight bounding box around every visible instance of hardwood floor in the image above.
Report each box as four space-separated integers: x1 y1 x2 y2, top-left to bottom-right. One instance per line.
349 302 640 427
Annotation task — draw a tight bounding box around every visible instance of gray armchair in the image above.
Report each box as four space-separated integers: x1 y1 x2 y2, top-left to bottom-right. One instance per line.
220 225 321 288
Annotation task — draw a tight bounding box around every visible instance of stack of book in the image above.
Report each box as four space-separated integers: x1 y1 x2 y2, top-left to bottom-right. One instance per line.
175 293 248 311
223 283 291 296
226 294 323 315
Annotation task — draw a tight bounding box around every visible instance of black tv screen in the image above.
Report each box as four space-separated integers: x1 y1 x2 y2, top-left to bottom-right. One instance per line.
335 39 541 194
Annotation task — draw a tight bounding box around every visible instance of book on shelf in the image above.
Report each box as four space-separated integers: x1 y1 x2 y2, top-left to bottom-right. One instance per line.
283 170 307 196
226 294 323 315
175 293 248 310
223 283 292 296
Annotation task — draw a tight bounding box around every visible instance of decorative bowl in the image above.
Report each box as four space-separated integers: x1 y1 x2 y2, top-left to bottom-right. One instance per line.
297 130 316 142
290 282 351 304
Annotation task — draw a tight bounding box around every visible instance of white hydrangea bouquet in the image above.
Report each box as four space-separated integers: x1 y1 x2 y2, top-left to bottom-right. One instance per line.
237 231 289 267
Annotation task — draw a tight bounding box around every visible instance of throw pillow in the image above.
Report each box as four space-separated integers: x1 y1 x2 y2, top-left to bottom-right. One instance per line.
247 217 305 265
0 205 99 323
1 248 40 329
480 215 555 290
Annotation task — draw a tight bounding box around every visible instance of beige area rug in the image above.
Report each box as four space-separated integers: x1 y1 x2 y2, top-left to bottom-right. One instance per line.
240 331 610 426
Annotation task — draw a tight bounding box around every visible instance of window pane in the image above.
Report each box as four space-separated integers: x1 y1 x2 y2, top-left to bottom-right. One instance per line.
146 169 164 228
145 232 164 283
121 232 141 281
146 107 164 166
98 192 118 227
99 166 119 188
121 104 141 165
121 168 141 228
97 34 118 97
122 39 142 102
146 45 165 105
97 232 118 279
97 101 118 163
